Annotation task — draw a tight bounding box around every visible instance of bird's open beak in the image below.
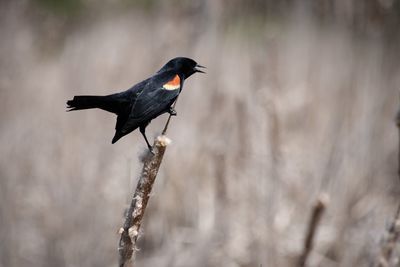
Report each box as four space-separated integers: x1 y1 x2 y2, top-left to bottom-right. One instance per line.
195 64 206 74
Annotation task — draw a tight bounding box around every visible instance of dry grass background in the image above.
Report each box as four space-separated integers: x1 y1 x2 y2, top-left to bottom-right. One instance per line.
1 1 400 266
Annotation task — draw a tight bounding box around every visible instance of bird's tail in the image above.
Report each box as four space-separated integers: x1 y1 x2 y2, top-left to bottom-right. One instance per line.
67 95 113 112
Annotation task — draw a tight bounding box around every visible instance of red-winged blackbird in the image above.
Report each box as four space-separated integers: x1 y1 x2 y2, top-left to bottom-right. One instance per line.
67 57 204 151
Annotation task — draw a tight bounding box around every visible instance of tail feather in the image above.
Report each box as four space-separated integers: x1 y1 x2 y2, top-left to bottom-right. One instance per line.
66 95 121 114
66 95 106 111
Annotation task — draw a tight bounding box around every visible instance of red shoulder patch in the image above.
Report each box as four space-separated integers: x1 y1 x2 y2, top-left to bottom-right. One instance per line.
163 75 180 90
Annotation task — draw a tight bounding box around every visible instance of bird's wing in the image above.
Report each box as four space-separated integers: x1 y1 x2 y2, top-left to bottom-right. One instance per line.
119 72 182 133
80 78 145 116
112 78 152 130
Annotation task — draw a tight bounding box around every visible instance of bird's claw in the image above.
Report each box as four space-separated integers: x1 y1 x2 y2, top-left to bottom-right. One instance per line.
148 146 155 155
168 107 177 116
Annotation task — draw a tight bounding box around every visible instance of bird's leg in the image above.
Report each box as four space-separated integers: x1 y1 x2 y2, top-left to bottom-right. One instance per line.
140 125 154 154
168 106 177 116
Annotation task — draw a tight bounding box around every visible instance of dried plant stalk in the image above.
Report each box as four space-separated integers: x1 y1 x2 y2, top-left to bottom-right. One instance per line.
377 206 400 267
118 135 171 267
375 110 400 267
298 193 329 267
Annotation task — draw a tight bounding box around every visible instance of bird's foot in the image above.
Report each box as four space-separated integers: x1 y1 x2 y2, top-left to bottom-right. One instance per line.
168 107 177 116
148 146 155 155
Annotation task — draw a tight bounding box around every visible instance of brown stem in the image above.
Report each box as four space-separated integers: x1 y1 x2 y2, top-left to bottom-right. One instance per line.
298 194 329 267
396 110 400 180
376 109 400 267
377 206 400 267
118 112 174 266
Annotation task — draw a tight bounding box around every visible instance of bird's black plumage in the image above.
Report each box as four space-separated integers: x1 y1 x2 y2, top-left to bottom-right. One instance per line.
67 57 204 151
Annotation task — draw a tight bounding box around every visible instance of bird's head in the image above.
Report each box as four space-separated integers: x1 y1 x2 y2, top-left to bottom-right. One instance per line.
159 57 205 79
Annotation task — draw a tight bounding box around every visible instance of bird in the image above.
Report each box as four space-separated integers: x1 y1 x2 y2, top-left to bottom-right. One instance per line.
66 57 205 152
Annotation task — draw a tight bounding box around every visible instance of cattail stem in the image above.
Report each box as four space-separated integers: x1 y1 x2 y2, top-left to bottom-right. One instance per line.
118 109 175 266
376 108 400 267
298 194 329 267
377 206 400 267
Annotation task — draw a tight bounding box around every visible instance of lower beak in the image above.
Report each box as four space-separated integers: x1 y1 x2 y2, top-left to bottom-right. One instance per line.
195 64 206 74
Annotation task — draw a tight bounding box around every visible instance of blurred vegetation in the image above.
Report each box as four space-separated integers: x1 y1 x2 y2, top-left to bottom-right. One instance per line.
1 0 400 266
34 0 83 15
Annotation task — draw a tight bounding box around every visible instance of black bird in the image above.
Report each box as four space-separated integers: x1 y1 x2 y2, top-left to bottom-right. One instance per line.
67 57 204 151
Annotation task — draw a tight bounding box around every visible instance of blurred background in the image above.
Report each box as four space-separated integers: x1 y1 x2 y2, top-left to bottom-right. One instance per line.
1 0 400 266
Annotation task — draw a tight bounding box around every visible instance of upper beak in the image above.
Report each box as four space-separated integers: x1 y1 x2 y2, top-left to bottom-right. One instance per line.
195 64 206 74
